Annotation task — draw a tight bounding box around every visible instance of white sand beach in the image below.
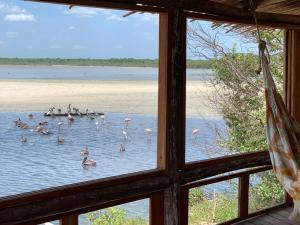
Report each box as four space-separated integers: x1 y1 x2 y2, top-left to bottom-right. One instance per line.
0 79 219 116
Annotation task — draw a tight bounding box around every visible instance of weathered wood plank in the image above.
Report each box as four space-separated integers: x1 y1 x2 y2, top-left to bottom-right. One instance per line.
234 207 296 225
150 192 165 225
182 151 271 184
164 7 186 225
284 29 300 124
239 175 250 219
27 0 300 27
60 215 78 225
157 12 168 170
0 171 170 225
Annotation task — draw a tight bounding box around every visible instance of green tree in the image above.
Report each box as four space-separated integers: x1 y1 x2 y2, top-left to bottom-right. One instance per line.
188 22 285 213
87 207 148 225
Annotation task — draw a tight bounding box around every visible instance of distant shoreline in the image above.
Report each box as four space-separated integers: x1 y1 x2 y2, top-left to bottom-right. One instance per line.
0 58 212 69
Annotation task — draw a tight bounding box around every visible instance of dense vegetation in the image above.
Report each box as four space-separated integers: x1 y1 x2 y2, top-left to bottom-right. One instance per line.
0 58 212 69
187 24 286 224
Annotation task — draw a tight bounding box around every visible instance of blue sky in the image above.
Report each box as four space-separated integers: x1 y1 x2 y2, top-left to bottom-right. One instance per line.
0 0 161 58
0 0 255 59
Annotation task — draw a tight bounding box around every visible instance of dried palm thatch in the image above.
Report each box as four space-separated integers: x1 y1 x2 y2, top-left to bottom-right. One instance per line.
211 0 300 16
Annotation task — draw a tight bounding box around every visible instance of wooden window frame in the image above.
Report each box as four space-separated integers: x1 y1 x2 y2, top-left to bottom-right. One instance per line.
0 1 299 225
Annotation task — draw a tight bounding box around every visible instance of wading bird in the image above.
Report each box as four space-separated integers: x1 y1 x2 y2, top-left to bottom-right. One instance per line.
57 136 65 144
68 113 74 122
144 128 152 142
122 130 128 140
21 136 27 144
120 143 126 152
192 128 200 138
80 146 89 156
47 107 55 116
82 156 96 167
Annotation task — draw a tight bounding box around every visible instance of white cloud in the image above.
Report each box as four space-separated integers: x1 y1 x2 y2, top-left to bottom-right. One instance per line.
68 25 76 30
5 13 36 22
0 1 27 14
0 1 37 22
72 44 85 50
64 7 99 18
133 13 158 25
64 7 126 21
100 10 126 21
6 31 17 39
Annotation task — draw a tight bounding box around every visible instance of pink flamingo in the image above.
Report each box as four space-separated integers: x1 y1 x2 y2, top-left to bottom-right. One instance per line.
68 113 74 122
144 128 152 142
192 128 200 138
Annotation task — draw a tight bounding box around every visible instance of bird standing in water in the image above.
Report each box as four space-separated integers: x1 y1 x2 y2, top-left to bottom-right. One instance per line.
21 136 27 144
57 136 65 144
120 144 125 152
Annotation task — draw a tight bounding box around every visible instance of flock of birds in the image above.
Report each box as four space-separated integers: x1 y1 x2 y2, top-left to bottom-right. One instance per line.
14 104 160 168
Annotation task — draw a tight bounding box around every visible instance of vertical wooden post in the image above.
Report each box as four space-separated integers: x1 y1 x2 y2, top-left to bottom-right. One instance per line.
179 188 189 225
284 29 300 204
163 7 187 225
284 29 300 121
157 12 169 170
151 12 169 225
238 175 249 219
150 191 165 225
60 215 78 225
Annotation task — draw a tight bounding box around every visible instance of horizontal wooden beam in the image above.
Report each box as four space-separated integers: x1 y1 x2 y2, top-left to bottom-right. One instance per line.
181 151 272 184
183 0 300 28
26 0 300 27
182 165 272 189
25 0 168 12
186 12 300 30
0 170 170 225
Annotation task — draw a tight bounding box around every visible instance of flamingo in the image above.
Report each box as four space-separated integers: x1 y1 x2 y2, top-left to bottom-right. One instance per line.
82 156 96 167
122 130 128 140
100 115 105 125
124 118 131 129
192 128 200 138
95 121 100 130
124 118 131 123
144 128 152 141
57 121 63 130
68 113 74 122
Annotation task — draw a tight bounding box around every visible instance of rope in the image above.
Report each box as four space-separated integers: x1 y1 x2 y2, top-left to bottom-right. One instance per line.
249 0 271 74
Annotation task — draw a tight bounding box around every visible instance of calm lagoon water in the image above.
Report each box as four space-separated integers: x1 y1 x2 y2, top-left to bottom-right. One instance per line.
0 65 214 81
0 66 225 224
0 112 226 197
0 112 226 225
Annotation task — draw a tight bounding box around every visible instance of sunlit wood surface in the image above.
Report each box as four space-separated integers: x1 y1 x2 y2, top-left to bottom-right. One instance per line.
235 207 299 225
